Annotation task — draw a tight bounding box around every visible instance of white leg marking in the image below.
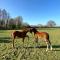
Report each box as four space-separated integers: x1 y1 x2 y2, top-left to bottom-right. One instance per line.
46 44 49 51
50 45 52 50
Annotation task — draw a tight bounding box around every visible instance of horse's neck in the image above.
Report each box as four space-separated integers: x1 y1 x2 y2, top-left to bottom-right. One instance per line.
23 30 28 34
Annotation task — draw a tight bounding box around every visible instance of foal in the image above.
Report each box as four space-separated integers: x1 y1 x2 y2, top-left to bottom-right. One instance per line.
11 29 29 48
30 28 52 51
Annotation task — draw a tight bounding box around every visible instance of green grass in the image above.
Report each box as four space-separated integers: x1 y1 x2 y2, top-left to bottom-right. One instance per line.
0 28 60 60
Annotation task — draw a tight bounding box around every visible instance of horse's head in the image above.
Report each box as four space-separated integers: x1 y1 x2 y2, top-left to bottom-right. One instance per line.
29 28 33 33
29 28 37 34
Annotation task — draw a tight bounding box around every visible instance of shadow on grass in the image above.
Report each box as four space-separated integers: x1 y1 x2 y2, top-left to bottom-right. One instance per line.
0 37 12 43
52 45 60 48
22 45 60 48
16 45 60 51
23 46 46 48
52 45 60 51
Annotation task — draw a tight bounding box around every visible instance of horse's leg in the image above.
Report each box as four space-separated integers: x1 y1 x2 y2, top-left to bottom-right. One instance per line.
45 39 52 51
35 37 38 47
22 37 25 43
48 40 52 50
22 37 25 47
46 42 49 51
45 34 52 51
44 38 49 51
50 44 52 50
26 35 29 41
13 38 15 48
26 35 29 47
13 36 15 48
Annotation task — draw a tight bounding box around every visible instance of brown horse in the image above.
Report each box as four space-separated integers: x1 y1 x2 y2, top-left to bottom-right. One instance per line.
11 28 30 48
30 28 52 51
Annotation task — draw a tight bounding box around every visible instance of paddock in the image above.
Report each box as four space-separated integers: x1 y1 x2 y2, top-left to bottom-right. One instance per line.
0 28 60 60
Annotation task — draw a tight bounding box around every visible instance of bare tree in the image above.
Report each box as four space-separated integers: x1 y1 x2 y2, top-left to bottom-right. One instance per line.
46 20 56 27
14 16 23 29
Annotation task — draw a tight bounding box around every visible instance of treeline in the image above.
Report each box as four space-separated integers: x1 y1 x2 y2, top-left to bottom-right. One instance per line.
0 17 30 30
0 9 30 29
0 9 57 30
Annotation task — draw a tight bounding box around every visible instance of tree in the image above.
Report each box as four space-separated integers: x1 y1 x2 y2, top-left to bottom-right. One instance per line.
22 22 30 28
2 9 8 20
8 18 16 29
46 20 56 27
37 24 43 27
14 16 23 29
0 9 10 29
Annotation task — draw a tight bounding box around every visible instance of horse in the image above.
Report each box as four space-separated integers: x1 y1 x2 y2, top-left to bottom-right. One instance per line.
30 28 52 51
11 28 30 48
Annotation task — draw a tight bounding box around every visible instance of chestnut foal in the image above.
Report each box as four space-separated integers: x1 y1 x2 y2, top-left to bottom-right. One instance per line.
30 28 52 51
11 29 30 48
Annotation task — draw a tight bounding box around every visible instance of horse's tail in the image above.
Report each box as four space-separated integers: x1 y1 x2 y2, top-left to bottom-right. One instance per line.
46 33 52 50
46 33 51 45
11 32 14 39
11 32 15 48
11 32 13 37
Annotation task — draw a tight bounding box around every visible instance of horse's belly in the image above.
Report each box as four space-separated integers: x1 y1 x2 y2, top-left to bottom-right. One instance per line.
17 35 25 38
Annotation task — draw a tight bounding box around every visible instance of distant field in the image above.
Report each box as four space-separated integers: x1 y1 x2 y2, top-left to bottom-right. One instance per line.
0 28 60 60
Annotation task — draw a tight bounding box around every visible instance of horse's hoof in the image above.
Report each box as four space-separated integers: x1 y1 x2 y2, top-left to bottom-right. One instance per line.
51 48 53 51
46 49 48 51
46 49 49 51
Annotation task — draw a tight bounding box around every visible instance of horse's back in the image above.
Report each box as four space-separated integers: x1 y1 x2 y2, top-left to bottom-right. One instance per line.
12 30 28 38
35 32 49 39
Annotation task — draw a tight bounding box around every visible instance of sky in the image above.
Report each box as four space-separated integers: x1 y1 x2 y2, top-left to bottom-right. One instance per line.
0 0 60 26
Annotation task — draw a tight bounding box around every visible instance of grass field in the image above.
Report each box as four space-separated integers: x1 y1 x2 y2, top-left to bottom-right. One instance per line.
0 28 60 60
